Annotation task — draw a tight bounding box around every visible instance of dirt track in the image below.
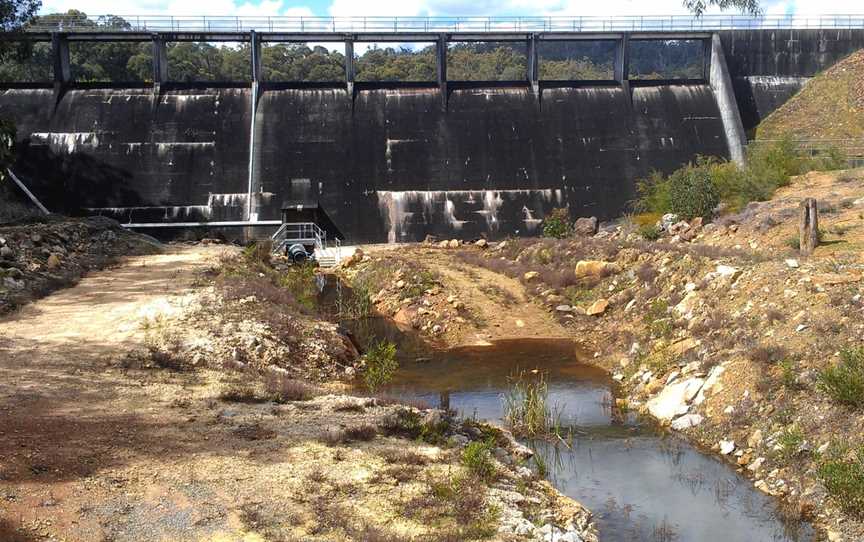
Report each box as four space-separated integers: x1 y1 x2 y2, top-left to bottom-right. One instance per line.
0 247 229 541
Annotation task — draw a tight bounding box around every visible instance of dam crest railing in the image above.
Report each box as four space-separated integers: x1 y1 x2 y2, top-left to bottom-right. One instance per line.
22 14 864 34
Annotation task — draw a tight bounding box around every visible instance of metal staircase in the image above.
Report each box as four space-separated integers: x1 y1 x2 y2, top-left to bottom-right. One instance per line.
271 222 342 267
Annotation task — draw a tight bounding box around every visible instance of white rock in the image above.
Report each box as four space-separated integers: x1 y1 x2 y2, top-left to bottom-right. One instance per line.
671 413 704 431
748 457 766 472
674 291 701 320
612 373 625 382
694 364 726 405
785 258 800 269
646 378 705 422
719 439 736 455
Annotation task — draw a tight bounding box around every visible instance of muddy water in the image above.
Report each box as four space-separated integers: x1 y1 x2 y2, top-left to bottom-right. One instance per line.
376 337 813 542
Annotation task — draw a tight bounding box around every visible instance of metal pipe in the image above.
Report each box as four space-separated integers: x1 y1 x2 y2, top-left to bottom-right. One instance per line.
119 220 282 228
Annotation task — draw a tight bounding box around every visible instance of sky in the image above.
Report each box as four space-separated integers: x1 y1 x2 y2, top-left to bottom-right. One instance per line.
37 0 864 19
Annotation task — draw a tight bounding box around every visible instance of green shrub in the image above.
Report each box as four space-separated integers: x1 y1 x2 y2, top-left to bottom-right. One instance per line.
779 358 800 389
636 138 846 219
776 425 806 460
667 162 720 220
363 340 398 392
461 439 497 481
638 223 662 241
542 207 573 239
819 448 864 517
818 346 864 407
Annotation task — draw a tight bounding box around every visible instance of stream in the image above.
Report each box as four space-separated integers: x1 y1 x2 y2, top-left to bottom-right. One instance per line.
360 327 813 542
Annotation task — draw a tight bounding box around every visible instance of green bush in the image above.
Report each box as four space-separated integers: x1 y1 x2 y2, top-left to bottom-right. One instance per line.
461 438 497 481
542 207 573 239
638 161 719 220
818 346 864 407
362 340 399 392
638 223 662 241
636 138 847 218
819 448 864 517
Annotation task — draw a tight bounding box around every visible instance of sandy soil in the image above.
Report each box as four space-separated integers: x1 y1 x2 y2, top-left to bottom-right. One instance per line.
411 249 571 346
0 245 590 542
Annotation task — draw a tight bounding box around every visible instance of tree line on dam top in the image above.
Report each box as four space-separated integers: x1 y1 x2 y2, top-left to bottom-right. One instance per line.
0 10 706 84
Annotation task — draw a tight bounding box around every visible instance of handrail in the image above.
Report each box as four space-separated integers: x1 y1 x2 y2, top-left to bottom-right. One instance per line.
21 14 864 34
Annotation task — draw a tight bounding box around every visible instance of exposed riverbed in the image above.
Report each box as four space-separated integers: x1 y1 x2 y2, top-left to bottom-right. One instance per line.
366 333 813 542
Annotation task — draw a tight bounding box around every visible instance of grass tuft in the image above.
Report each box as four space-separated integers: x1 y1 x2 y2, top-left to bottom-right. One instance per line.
818 346 864 407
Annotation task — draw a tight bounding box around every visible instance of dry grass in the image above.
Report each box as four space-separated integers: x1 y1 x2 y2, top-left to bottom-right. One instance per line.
265 373 320 402
756 49 864 140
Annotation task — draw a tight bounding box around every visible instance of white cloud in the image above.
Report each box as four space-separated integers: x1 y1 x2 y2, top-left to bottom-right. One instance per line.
40 0 314 18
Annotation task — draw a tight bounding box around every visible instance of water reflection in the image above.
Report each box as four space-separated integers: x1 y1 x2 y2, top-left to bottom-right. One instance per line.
378 338 813 542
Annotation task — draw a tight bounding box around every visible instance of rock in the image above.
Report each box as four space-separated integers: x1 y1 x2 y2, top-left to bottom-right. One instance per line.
660 213 679 230
395 279 406 289
449 434 469 447
475 239 488 249
646 378 705 422
586 298 609 316
747 429 764 448
715 265 740 279
0 246 12 259
719 439 736 455
524 271 540 282
573 216 599 236
3 277 24 290
785 258 799 269
447 239 460 249
612 373 625 382
574 260 621 279
515 319 525 328
693 364 725 405
748 457 766 472
30 234 42 244
555 305 573 313
673 293 698 319
668 338 698 357
5 267 23 279
438 240 450 248
671 413 703 431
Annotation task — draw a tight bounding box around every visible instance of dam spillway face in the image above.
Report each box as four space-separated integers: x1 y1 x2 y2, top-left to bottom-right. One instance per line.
4 28 862 242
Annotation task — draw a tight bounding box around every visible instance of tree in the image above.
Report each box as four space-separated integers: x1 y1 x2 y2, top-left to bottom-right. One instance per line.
683 0 760 16
0 0 42 77
0 0 40 33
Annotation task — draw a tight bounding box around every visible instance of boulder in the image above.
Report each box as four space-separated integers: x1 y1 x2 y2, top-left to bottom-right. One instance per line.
671 413 704 431
674 292 701 320
475 239 489 249
586 298 609 316
573 216 599 236
524 271 540 282
46 254 61 270
646 377 705 422
660 213 679 230
747 429 764 448
719 439 736 455
0 246 12 259
574 260 621 279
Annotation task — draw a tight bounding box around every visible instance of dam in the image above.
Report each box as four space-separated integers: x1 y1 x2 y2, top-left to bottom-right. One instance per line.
1 15 863 243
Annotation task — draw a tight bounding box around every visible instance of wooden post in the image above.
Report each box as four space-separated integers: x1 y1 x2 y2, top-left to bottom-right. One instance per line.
799 198 819 256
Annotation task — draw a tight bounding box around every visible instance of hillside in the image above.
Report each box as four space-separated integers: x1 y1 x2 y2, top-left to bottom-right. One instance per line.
756 49 864 140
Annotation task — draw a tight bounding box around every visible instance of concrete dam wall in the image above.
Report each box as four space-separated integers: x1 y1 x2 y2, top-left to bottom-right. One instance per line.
5 27 861 242
719 29 864 130
1 83 728 242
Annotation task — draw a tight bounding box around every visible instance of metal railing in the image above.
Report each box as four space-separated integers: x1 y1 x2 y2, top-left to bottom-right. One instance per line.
271 221 327 253
22 14 864 34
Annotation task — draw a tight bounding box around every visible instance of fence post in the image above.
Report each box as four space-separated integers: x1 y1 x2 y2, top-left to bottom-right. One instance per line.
799 198 819 256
